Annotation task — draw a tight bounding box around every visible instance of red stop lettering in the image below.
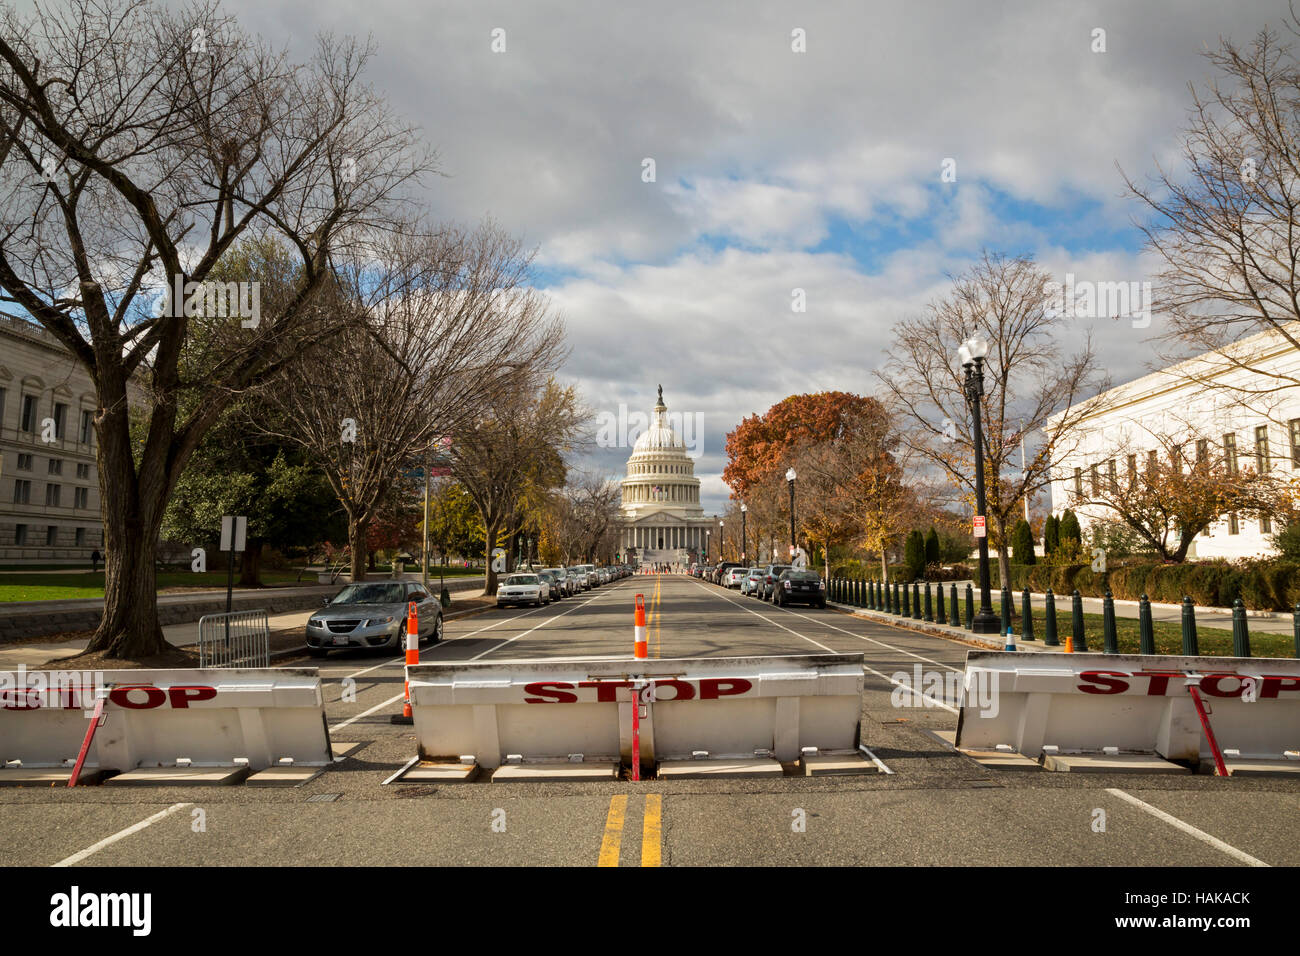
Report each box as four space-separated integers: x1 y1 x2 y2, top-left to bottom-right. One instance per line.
109 685 167 709
1260 675 1300 698
168 686 217 708
1135 670 1184 696
577 681 633 703
651 679 695 701
523 681 577 703
1199 673 1248 698
1078 671 1130 695
699 678 752 700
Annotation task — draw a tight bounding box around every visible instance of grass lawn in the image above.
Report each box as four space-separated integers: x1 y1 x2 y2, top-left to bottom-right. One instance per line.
0 570 302 602
876 594 1297 659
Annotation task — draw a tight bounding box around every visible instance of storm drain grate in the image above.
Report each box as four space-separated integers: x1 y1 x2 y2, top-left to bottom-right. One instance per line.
306 793 342 802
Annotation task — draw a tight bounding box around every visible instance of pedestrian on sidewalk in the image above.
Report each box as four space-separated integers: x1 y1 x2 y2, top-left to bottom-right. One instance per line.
90 549 100 573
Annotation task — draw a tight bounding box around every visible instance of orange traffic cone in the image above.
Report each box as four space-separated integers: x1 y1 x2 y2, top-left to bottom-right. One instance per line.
391 601 419 724
634 594 647 659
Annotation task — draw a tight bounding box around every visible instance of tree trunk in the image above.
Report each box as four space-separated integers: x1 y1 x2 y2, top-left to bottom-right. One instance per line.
996 543 1011 591
238 543 262 587
82 411 170 659
349 515 370 582
879 551 888 583
483 522 500 596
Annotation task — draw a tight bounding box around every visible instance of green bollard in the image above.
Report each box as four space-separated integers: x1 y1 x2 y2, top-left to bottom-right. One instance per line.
950 583 958 628
936 582 946 624
1102 589 1118 654
1181 596 1198 655
913 582 922 620
1021 587 1035 642
902 581 911 617
1138 594 1155 654
922 582 932 621
999 588 1011 636
965 583 974 629
894 581 902 615
1043 588 1059 646
1071 589 1088 651
1232 598 1251 658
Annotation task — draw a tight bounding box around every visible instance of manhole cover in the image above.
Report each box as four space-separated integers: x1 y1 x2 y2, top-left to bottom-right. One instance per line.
306 793 342 802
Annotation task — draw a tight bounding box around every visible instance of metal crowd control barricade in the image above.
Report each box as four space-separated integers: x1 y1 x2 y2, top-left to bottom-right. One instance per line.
198 609 271 668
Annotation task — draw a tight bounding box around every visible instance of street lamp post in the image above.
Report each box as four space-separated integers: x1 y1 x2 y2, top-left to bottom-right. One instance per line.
705 529 711 562
786 467 797 559
719 520 724 562
959 335 1001 634
740 502 747 564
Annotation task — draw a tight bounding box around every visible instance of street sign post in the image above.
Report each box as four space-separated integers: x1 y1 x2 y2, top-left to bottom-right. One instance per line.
219 515 248 647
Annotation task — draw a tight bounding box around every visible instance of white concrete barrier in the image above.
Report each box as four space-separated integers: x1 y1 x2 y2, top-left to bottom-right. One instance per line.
0 667 331 775
956 651 1300 762
406 653 864 769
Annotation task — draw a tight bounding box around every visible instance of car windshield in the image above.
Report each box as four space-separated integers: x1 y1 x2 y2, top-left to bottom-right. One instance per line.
748 570 763 576
505 575 539 585
331 583 405 605
787 571 821 582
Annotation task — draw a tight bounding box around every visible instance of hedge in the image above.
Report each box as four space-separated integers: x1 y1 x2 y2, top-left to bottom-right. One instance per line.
1003 560 1300 611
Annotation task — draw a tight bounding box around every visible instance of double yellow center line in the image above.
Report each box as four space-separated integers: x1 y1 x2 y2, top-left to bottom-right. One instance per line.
597 793 663 866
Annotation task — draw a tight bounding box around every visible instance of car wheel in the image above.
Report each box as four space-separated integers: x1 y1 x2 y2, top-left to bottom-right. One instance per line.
431 614 443 644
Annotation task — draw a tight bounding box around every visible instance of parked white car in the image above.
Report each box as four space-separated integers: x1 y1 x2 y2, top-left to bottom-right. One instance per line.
725 567 748 588
497 573 548 607
739 568 764 596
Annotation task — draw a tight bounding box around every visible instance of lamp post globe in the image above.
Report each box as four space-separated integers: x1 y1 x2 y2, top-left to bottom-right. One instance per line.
785 468 797 559
959 336 1000 634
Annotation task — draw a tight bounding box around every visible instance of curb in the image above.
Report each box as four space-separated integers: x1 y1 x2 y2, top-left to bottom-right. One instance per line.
826 602 1062 653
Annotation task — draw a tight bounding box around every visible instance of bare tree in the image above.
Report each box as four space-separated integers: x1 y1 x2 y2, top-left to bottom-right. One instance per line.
0 0 432 657
451 377 585 595
546 472 622 564
256 221 563 582
878 252 1110 589
1124 15 1300 417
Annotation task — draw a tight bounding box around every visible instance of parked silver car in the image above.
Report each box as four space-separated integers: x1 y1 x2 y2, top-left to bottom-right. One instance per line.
306 581 443 657
497 572 549 607
740 568 764 596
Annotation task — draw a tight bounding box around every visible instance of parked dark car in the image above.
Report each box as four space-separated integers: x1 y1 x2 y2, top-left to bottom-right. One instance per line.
758 564 792 601
712 562 742 584
772 569 826 608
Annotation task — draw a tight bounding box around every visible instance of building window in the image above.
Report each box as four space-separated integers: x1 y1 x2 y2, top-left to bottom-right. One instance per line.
1224 433 1238 475
45 526 57 546
19 395 37 433
13 479 30 505
1171 444 1183 472
1090 463 1100 497
17 454 31 471
74 487 88 509
80 409 94 445
1073 467 1082 498
47 458 62 476
1261 515 1273 534
1228 512 1239 535
1148 449 1159 476
45 484 60 507
52 402 67 439
1255 425 1269 473
0 388 6 428
75 463 89 479
14 524 26 545
1291 418 1300 468
1126 454 1137 488
1107 459 1117 494
1196 438 1208 465
75 527 86 547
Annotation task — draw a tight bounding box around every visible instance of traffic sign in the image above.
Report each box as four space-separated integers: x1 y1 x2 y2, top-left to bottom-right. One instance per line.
973 516 986 538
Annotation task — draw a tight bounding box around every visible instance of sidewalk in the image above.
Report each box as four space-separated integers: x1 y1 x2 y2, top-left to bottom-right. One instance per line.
827 599 1066 653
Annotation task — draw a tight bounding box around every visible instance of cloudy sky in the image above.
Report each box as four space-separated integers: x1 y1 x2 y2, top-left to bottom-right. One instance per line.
217 0 1291 512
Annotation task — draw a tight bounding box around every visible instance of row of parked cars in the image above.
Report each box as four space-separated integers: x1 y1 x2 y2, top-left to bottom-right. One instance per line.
689 560 828 608
496 563 634 607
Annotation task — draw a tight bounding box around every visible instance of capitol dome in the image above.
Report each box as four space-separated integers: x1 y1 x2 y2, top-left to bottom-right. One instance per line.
618 386 713 564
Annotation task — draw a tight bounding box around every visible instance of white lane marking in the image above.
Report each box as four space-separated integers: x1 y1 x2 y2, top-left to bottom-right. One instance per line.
54 803 193 868
329 692 404 733
771 600 965 672
472 584 632 660
1105 788 1269 867
690 580 961 712
693 582 837 653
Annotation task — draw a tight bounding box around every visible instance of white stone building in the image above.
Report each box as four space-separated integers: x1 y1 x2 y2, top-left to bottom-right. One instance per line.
616 387 717 566
1044 325 1300 559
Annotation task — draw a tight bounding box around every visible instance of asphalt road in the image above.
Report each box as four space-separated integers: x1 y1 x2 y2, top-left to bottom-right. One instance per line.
3 573 1297 868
